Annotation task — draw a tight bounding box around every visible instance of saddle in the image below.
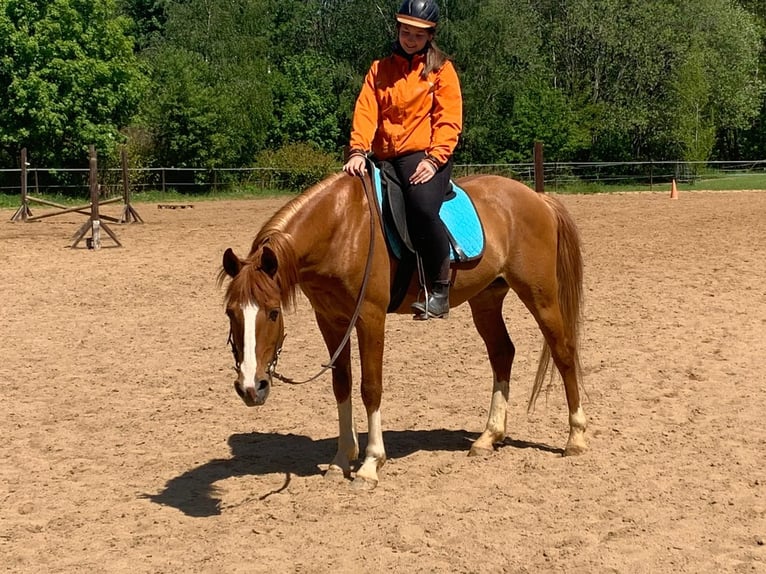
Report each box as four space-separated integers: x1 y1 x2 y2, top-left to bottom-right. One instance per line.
367 159 485 312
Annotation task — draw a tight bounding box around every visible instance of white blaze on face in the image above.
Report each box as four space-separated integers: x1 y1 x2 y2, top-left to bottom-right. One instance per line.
240 302 259 393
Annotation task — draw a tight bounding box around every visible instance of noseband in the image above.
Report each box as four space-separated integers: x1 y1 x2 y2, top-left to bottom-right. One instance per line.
227 173 379 386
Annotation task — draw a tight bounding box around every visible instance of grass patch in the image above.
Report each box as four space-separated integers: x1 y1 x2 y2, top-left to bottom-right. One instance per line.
684 172 766 191
130 184 293 204
547 172 766 194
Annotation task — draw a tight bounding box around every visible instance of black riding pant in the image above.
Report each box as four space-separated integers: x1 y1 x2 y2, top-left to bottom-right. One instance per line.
389 151 453 283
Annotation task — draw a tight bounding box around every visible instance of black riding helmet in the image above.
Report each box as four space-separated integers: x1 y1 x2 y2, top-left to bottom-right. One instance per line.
396 0 439 29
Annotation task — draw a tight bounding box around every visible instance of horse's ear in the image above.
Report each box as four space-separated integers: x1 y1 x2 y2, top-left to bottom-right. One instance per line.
260 245 278 278
222 248 242 278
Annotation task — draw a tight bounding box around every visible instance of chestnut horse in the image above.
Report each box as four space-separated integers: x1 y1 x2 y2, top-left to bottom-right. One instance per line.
219 172 586 489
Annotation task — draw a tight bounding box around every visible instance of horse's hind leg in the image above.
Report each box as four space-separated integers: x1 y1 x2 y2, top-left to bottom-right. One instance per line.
530 299 587 456
468 284 514 456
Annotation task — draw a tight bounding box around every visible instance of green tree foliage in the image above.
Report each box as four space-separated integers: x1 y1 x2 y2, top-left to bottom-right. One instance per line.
267 52 343 151
729 0 766 158
538 0 683 160
136 0 273 168
117 0 168 49
447 0 589 162
533 0 763 162
2 0 765 173
671 44 716 164
0 0 146 167
256 141 338 190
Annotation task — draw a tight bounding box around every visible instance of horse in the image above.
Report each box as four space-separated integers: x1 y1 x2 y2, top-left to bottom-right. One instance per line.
218 171 586 489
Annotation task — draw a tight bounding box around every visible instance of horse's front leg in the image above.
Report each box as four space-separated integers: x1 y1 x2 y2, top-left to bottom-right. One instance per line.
315 313 358 480
353 308 387 489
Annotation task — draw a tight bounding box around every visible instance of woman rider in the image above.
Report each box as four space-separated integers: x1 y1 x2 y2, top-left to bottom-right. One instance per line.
342 0 463 319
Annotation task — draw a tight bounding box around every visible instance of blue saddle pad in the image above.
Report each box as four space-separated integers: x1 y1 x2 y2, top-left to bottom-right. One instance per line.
371 164 484 262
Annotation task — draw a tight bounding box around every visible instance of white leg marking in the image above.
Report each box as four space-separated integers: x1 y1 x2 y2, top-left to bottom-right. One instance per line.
336 398 358 462
365 410 385 462
486 376 509 437
569 405 587 432
356 409 385 484
470 375 509 455
565 405 588 455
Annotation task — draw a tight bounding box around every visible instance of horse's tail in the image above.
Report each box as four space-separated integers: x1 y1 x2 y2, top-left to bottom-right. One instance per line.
528 195 584 411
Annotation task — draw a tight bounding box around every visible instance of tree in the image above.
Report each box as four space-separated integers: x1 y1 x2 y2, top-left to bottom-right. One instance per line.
671 43 716 164
727 0 766 158
450 0 573 163
116 0 168 50
267 52 343 151
537 0 683 160
671 0 764 161
135 0 273 168
535 0 763 162
0 0 146 167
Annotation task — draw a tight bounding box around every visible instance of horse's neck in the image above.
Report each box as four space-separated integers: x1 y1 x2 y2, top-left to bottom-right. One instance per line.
282 177 365 271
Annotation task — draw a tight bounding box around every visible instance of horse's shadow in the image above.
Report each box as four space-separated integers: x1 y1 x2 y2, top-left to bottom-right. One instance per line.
144 429 560 517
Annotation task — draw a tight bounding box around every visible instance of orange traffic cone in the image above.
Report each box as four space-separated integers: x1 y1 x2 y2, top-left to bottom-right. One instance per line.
670 179 678 199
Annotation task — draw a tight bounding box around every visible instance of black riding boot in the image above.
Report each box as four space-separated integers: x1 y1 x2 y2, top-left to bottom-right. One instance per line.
411 280 450 319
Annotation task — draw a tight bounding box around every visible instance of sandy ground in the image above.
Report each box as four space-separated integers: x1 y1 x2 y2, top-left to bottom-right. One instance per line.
1 188 765 574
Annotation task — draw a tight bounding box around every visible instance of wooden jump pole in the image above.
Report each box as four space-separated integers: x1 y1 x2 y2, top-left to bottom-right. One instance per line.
71 145 122 249
10 148 32 221
27 196 122 222
119 146 143 223
534 141 545 193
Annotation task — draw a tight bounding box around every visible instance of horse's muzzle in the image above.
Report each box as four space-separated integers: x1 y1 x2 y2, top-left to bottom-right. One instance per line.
233 378 270 407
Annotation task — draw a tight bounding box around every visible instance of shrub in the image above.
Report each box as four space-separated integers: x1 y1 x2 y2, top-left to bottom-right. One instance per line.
255 142 339 191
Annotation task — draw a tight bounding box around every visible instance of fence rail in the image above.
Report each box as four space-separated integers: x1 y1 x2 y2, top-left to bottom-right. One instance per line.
2 159 766 197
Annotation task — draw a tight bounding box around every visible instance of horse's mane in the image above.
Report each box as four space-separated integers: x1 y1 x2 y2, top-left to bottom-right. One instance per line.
219 172 347 311
250 172 345 248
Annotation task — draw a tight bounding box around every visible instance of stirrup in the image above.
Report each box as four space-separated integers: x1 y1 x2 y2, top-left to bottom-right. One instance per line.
411 305 449 320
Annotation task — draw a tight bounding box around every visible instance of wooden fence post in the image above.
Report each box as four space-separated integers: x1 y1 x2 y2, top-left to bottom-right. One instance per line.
10 148 32 221
119 146 143 223
71 145 122 248
534 141 545 193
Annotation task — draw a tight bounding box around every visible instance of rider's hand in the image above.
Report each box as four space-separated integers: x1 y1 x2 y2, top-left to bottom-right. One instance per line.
343 155 367 177
409 159 437 185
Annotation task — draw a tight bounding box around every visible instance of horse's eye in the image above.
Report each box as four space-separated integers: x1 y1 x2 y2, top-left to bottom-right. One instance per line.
268 309 279 322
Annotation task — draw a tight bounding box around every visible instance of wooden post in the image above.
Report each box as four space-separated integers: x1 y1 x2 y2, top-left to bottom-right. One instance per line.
71 145 122 248
10 147 32 221
90 147 101 247
119 146 143 223
534 141 545 193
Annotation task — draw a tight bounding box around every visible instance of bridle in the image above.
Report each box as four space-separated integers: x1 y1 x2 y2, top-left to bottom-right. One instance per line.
228 172 379 386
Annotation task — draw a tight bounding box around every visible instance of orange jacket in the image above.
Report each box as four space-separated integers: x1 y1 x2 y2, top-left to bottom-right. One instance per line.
349 52 462 166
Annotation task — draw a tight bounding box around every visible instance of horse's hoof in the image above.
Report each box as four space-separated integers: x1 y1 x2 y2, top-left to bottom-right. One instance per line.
324 466 348 481
468 444 494 457
563 442 588 456
350 476 378 491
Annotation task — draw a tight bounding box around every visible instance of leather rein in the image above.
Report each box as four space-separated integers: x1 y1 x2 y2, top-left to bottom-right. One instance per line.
266 172 379 385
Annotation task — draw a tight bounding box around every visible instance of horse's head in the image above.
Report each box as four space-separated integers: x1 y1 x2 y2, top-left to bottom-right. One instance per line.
221 241 289 407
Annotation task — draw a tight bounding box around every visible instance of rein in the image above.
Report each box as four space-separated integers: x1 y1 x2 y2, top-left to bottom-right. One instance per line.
268 173 379 385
